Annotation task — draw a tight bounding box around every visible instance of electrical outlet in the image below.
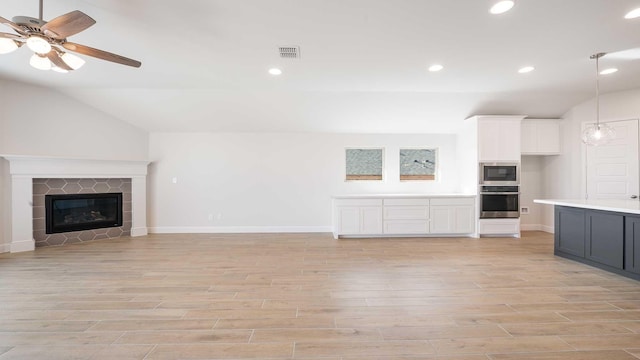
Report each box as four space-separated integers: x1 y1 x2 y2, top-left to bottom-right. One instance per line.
172 177 178 184
208 214 214 221
521 206 530 215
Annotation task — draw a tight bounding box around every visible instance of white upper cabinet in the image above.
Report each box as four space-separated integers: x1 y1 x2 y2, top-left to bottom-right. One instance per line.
521 119 561 155
473 116 525 162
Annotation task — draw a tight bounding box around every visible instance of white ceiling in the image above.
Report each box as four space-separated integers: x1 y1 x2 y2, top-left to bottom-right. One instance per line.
1 0 640 133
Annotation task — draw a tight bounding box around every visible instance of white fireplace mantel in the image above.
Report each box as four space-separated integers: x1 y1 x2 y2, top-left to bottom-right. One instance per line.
1 155 151 253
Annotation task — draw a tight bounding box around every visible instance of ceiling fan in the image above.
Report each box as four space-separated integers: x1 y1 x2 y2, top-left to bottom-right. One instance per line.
0 0 141 72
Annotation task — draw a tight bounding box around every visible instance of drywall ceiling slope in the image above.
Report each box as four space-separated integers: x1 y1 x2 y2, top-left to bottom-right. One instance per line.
0 0 639 133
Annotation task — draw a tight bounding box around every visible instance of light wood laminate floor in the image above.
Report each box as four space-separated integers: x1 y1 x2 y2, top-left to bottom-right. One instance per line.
1 231 640 359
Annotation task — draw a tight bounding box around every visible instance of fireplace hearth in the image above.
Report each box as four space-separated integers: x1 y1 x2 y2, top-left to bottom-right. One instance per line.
45 193 123 234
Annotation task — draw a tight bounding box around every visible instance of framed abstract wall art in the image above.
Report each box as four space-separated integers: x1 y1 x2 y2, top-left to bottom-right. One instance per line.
345 148 384 181
399 148 437 181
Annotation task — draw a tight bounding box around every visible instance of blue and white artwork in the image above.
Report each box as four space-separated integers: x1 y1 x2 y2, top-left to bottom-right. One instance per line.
345 148 384 180
400 148 436 180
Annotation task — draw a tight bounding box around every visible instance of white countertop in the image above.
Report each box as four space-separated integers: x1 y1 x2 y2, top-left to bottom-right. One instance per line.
333 194 476 199
534 199 640 215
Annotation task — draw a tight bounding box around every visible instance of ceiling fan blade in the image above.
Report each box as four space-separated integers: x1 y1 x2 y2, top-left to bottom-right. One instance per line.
41 10 96 39
62 42 141 68
46 50 74 71
0 32 21 39
0 15 25 35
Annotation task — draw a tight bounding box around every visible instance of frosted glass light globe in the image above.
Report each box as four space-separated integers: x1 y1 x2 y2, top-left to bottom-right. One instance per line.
61 52 85 70
26 35 51 54
29 53 51 70
0 38 19 54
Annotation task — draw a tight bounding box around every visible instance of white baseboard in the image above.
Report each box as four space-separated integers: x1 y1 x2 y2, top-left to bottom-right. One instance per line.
130 227 148 237
0 243 9 254
520 224 542 231
541 225 554 234
520 224 554 234
148 226 333 234
10 239 35 253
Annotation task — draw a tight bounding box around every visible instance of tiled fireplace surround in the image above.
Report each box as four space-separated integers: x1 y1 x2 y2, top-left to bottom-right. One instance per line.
33 178 132 247
2 156 150 253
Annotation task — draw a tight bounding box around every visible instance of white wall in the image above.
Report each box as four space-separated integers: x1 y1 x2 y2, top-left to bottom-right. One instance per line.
148 132 460 232
0 79 150 251
541 88 640 228
0 159 8 252
520 156 544 230
0 79 148 161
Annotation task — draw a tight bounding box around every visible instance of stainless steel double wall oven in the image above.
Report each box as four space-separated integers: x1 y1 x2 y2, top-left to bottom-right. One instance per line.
479 163 520 219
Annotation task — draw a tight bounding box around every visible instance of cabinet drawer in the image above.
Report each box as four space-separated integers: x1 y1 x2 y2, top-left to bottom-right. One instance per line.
479 219 519 235
334 199 382 207
383 198 430 206
384 206 429 220
384 220 429 234
430 198 475 206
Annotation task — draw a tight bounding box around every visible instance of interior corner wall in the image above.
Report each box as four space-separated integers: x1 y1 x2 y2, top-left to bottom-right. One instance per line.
541 88 640 230
0 79 149 161
148 132 459 232
520 156 543 230
0 159 8 252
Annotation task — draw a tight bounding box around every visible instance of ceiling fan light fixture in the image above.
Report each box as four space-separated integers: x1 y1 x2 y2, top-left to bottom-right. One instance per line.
26 35 51 54
490 0 515 14
0 38 19 54
29 53 51 71
61 52 85 70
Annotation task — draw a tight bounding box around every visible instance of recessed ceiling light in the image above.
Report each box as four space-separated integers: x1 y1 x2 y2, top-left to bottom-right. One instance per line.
625 8 640 19
600 68 619 75
428 64 444 72
268 68 282 75
490 0 515 14
518 66 535 74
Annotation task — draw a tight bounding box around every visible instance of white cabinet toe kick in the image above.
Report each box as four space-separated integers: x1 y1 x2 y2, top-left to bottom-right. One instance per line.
332 195 476 239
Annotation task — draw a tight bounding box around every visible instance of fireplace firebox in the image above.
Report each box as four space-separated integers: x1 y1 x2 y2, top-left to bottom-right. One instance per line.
45 193 123 234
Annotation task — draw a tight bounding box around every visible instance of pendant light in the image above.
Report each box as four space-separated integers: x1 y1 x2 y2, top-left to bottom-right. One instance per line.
581 53 616 146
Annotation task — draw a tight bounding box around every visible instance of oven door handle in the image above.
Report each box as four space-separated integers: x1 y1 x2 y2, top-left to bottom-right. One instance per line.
480 192 520 195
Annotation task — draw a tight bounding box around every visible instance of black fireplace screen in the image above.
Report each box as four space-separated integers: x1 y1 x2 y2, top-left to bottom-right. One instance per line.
45 193 123 234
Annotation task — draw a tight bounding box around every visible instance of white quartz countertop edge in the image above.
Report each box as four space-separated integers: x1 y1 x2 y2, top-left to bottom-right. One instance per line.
334 194 476 199
534 199 640 215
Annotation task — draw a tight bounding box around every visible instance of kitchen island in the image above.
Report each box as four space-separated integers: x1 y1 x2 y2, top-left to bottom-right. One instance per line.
535 199 640 281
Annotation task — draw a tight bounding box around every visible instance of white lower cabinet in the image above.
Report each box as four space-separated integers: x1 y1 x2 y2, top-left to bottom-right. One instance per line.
333 199 382 236
333 196 475 238
383 198 430 235
478 218 521 237
430 198 476 234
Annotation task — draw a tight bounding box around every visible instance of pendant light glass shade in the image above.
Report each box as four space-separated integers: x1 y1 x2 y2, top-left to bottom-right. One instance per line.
582 53 616 146
582 124 616 146
0 38 19 54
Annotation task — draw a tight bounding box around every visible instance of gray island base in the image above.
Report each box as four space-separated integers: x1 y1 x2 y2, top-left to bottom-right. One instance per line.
535 199 640 281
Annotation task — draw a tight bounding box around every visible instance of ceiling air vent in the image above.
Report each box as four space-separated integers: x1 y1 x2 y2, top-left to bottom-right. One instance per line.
279 46 300 59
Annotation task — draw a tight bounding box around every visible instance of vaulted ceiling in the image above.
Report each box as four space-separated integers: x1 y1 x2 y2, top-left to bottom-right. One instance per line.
1 0 639 133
